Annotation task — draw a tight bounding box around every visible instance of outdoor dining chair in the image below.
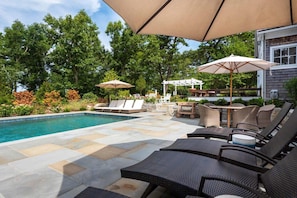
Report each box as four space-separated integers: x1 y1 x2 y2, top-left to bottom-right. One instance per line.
198 104 221 128
256 104 275 128
231 105 259 128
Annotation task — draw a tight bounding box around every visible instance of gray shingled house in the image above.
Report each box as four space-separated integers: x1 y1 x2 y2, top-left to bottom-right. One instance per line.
256 25 297 101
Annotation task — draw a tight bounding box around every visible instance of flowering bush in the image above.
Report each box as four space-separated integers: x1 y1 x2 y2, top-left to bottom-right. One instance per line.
13 91 35 105
0 104 14 117
14 105 34 116
43 91 62 107
66 89 80 101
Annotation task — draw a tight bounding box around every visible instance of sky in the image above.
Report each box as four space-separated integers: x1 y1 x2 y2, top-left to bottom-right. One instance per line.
0 0 200 52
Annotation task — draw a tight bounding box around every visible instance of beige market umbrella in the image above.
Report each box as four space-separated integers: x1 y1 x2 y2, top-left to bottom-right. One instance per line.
103 0 297 41
96 80 134 102
96 80 134 89
198 54 277 103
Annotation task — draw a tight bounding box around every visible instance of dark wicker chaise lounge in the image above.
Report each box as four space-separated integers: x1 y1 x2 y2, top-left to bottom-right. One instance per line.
75 187 128 198
121 150 259 197
198 146 297 198
187 102 293 143
75 148 297 197
161 107 297 172
121 147 297 198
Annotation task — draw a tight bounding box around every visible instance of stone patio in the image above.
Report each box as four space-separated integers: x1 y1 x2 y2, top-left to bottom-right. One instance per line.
0 111 199 198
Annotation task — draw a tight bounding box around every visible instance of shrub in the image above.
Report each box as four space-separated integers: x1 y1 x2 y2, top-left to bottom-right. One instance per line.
144 97 157 104
13 91 35 105
79 106 87 111
0 94 13 105
214 98 228 106
33 105 46 114
266 99 285 108
50 106 62 113
43 91 62 107
35 82 54 102
98 97 108 103
284 77 297 105
82 92 98 102
118 90 130 99
171 95 187 102
66 89 80 101
198 99 210 104
61 101 88 112
0 104 14 117
247 98 264 107
14 105 34 116
232 98 247 106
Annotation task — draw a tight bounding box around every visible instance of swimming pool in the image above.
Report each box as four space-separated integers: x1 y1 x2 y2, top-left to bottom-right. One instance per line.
0 113 137 143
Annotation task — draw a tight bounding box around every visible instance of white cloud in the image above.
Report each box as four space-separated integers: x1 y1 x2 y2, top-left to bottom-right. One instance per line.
0 0 100 31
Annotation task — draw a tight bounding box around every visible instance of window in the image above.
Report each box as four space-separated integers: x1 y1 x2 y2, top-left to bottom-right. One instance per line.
271 44 297 69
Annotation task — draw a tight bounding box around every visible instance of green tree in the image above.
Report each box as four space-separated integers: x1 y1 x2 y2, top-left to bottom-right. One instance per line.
101 69 119 101
135 75 146 95
2 21 27 92
0 32 12 102
20 23 51 91
44 10 105 95
106 21 188 93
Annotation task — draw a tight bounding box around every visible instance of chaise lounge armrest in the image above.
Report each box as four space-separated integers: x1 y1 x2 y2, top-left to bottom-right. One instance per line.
234 122 261 132
218 144 277 172
198 175 269 198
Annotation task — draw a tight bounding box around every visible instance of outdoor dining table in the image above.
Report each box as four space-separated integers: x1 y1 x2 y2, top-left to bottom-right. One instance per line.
209 105 244 127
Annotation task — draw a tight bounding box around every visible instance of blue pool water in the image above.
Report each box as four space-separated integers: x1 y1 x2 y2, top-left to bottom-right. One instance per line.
0 113 136 143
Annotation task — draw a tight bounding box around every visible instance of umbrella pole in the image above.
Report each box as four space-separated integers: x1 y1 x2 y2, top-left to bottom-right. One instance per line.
230 72 233 105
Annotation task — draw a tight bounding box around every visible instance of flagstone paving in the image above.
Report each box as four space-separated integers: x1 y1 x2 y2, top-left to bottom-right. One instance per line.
0 111 200 198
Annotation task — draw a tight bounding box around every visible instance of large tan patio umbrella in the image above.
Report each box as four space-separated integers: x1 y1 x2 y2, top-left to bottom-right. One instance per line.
198 54 277 104
103 0 297 41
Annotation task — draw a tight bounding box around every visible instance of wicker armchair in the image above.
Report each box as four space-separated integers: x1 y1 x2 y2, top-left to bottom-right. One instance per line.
257 104 275 128
198 104 220 128
232 105 259 128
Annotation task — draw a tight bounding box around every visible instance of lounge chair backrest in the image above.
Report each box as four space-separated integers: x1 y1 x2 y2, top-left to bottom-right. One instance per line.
260 107 297 158
116 100 126 108
123 100 134 109
260 102 293 137
261 146 297 197
133 100 144 109
109 100 118 107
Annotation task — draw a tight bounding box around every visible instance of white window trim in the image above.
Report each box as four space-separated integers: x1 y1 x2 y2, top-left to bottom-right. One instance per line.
270 43 297 70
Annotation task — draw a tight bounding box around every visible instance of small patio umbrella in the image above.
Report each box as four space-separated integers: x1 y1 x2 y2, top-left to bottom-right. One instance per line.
96 80 134 89
198 54 277 104
96 80 134 102
103 0 297 41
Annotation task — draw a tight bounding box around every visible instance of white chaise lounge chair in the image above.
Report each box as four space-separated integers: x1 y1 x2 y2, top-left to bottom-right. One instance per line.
121 99 145 113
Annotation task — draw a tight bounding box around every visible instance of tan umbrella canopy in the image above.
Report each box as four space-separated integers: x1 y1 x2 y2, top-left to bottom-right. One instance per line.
96 80 134 89
198 54 277 103
103 0 297 41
